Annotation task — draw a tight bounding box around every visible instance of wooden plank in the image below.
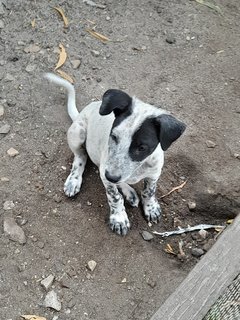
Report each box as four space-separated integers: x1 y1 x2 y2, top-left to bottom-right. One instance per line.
150 214 240 320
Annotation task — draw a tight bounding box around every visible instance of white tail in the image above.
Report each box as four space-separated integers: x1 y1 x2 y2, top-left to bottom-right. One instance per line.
44 73 79 121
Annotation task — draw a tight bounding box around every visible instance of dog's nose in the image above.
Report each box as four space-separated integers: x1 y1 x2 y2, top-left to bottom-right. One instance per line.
105 170 121 183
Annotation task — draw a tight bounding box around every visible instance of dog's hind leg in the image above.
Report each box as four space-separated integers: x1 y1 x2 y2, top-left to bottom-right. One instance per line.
118 183 139 207
64 121 87 197
141 178 161 223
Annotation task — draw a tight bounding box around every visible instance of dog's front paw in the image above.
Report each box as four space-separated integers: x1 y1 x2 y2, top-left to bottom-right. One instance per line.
143 199 161 223
109 211 130 236
64 174 82 197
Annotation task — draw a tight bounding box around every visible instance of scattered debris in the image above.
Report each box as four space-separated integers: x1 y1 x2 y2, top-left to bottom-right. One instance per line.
91 49 100 57
1 177 10 182
141 231 154 241
188 201 196 211
153 224 225 237
206 139 217 148
71 59 81 69
7 147 19 157
0 104 4 117
191 247 205 257
56 70 74 83
164 243 177 255
41 274 55 291
195 0 223 15
21 315 47 320
87 260 97 271
24 44 41 53
160 180 187 199
55 44 67 70
86 29 110 42
3 200 15 210
4 213 27 244
0 124 10 134
83 0 106 9
44 290 62 311
54 7 69 28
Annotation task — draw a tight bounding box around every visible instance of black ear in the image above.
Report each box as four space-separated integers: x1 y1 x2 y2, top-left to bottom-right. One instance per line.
99 89 132 117
156 114 186 151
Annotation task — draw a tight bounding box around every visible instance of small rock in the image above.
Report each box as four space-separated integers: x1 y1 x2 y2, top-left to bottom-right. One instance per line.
7 147 19 157
24 44 41 53
1 177 10 182
59 274 71 288
71 59 81 69
53 194 62 203
0 19 4 29
25 64 36 73
0 124 10 134
188 201 196 211
87 201 92 206
0 105 4 117
83 0 106 9
146 278 157 288
3 200 15 210
233 153 240 159
141 231 154 241
38 241 45 249
191 247 204 258
87 260 97 272
106 16 111 21
173 217 182 228
44 290 62 311
206 140 216 148
5 73 15 82
41 274 55 290
166 36 176 44
203 239 215 252
96 77 102 83
3 214 26 244
91 50 100 57
52 316 59 320
67 298 76 309
198 229 208 240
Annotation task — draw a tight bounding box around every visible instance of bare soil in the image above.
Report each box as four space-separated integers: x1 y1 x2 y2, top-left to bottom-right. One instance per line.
0 0 239 319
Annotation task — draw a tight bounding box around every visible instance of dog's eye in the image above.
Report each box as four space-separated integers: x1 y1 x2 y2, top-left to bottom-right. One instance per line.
137 145 147 152
111 134 119 144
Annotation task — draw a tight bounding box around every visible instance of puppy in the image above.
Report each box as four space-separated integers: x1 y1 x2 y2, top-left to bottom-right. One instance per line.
45 73 186 236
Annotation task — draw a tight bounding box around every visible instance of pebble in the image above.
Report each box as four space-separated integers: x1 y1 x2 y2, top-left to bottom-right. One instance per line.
44 290 62 311
198 229 208 240
0 105 4 117
206 140 216 148
188 201 196 211
41 274 55 290
87 260 97 271
83 0 106 9
3 213 27 244
146 278 157 288
91 50 100 57
191 247 204 257
1 177 10 182
5 73 15 82
7 147 19 157
0 19 4 29
67 298 76 309
166 36 176 44
59 274 71 288
38 241 45 249
53 194 62 203
25 64 36 73
141 231 154 241
0 124 10 134
173 217 182 228
3 200 15 210
203 239 215 252
71 59 81 69
106 16 111 21
24 44 41 53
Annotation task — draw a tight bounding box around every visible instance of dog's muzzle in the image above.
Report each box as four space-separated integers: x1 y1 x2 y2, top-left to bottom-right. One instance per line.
105 170 121 183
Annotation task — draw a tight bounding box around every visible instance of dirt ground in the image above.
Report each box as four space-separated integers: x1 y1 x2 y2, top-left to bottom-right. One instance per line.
0 0 240 319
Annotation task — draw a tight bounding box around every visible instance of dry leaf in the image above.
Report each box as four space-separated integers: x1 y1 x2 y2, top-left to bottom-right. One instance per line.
54 7 69 28
21 316 47 320
160 180 187 199
55 44 67 70
31 19 36 28
195 0 223 15
227 219 233 224
86 28 110 42
56 70 74 83
164 243 176 255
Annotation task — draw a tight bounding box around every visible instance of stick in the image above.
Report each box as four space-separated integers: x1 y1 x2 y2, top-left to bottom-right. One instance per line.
160 180 187 199
153 224 225 237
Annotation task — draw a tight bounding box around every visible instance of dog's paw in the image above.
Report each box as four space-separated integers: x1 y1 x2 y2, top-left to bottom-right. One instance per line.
109 211 130 236
118 184 139 207
64 174 82 197
143 199 161 223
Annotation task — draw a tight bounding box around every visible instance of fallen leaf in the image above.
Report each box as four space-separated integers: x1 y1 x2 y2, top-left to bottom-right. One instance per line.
86 28 110 42
54 7 69 28
55 44 67 70
164 243 176 255
56 70 74 83
21 315 47 320
195 0 223 15
31 18 36 28
160 180 187 199
227 219 233 224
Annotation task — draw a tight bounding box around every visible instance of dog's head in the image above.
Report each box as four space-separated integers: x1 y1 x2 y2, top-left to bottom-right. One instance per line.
99 89 186 183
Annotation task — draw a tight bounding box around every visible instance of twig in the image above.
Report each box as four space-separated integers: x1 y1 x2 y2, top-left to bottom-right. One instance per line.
160 180 187 199
153 224 225 237
178 240 185 258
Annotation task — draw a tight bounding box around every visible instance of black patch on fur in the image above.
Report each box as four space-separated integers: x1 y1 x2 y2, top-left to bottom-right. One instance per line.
99 89 132 127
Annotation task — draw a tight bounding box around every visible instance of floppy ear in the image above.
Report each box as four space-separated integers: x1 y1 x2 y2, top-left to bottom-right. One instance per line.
156 114 186 151
99 89 132 117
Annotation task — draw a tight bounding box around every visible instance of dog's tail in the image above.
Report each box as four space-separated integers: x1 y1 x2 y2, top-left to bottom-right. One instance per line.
44 73 79 121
